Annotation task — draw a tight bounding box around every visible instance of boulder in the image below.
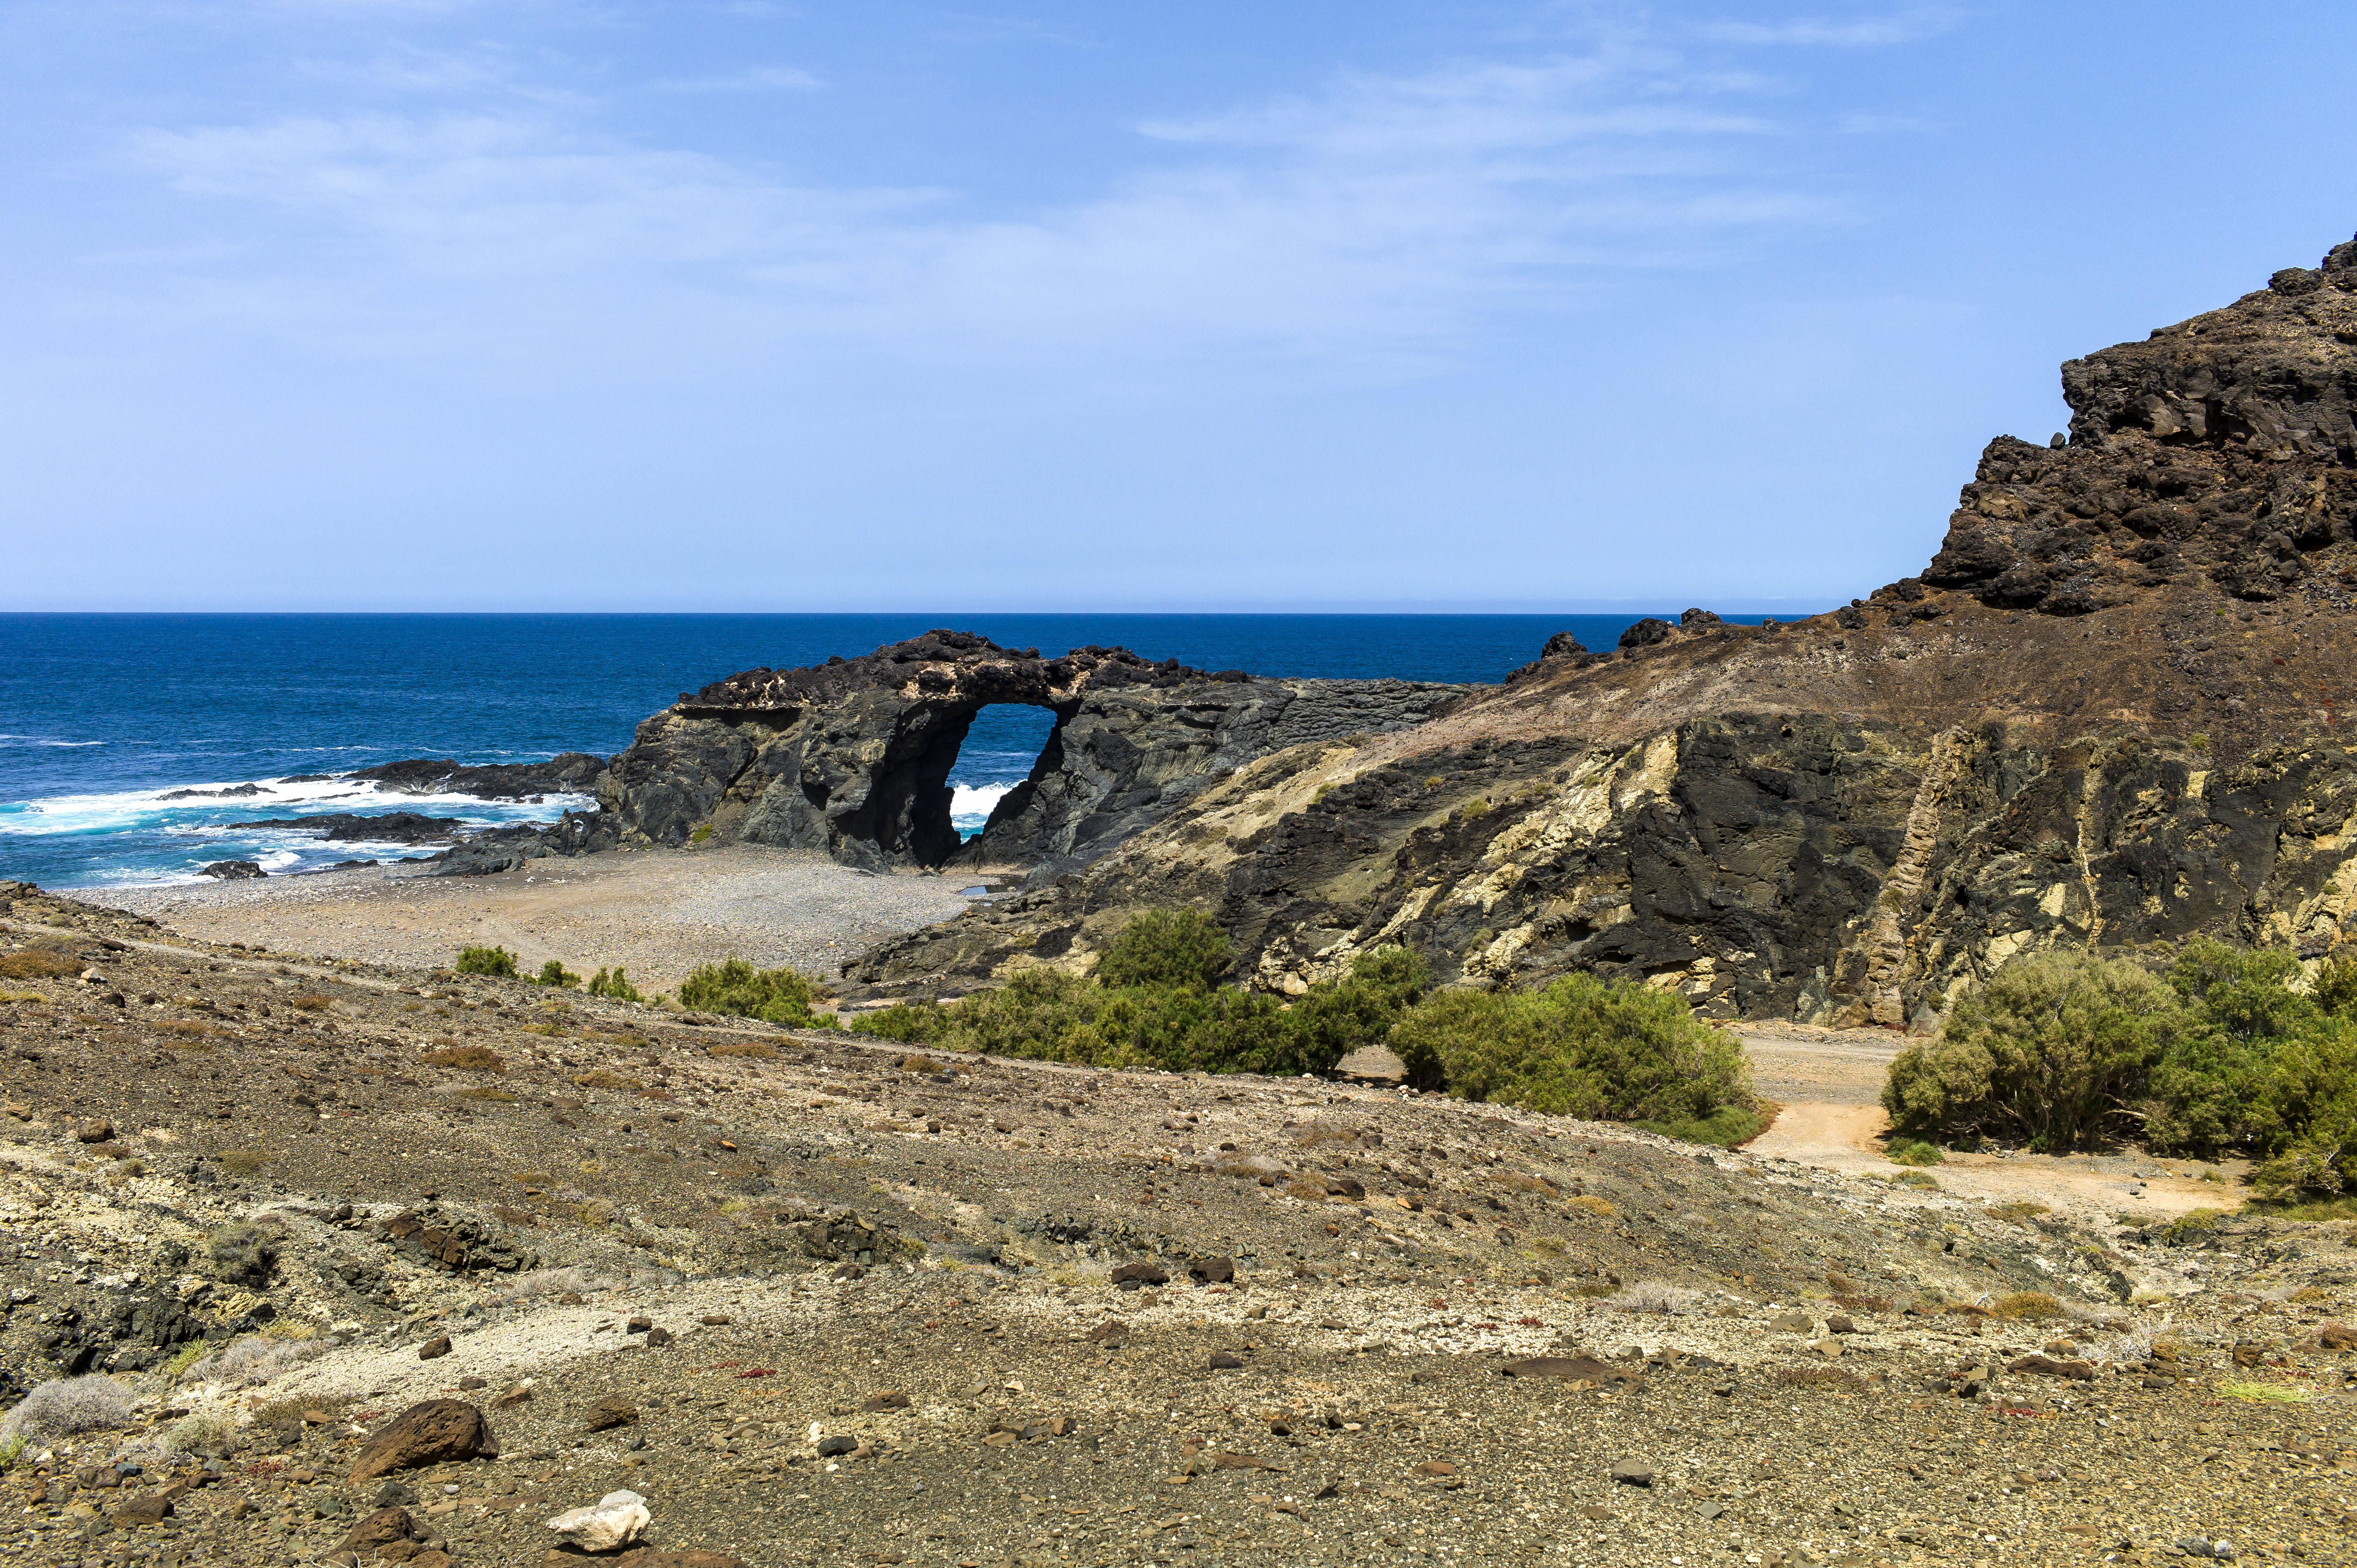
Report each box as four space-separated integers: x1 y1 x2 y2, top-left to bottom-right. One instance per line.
349 1400 493 1482
544 1489 650 1553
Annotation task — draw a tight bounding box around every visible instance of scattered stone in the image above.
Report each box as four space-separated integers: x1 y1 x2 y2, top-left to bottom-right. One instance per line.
2008 1353 2095 1381
350 1400 494 1482
1768 1312 1812 1333
1826 1314 1856 1334
1500 1355 1642 1389
545 1489 651 1553
1088 1320 1132 1346
861 1391 912 1412
110 1494 171 1527
645 1327 674 1347
1208 1352 1245 1370
418 1335 453 1361
73 1119 114 1144
584 1396 639 1433
698 1314 732 1326
1188 1255 1236 1284
816 1435 859 1458
628 1316 653 1333
1609 1459 1654 1488
1110 1263 1169 1289
338 1506 418 1556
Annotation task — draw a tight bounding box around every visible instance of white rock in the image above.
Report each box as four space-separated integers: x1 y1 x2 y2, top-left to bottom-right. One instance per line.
543 1489 650 1552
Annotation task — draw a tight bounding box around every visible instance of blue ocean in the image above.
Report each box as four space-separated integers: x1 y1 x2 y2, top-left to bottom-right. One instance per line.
0 613 1794 890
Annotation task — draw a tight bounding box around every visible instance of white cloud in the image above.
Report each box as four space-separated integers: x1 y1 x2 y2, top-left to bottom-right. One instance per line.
1694 9 1959 48
106 28 1854 387
654 64 824 93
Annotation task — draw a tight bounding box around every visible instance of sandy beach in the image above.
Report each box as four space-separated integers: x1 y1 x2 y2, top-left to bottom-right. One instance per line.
86 842 981 993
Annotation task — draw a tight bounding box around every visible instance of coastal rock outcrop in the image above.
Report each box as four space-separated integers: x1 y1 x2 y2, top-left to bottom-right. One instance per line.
567 632 1468 872
849 231 2357 1024
348 754 604 800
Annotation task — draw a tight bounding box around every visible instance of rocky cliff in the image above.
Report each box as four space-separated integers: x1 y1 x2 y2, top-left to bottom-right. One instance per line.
849 232 2357 1022
552 631 1468 873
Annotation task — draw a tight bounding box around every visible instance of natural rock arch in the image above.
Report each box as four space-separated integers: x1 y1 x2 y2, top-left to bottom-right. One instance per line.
577 630 1471 872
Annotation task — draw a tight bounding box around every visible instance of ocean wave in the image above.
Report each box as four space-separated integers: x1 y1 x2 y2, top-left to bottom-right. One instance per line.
0 773 591 838
950 782 1015 830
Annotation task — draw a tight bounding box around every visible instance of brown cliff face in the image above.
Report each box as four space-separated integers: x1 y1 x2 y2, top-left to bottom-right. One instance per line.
851 234 2357 1023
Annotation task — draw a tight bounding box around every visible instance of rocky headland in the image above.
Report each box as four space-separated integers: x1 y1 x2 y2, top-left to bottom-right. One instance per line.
838 234 2357 1024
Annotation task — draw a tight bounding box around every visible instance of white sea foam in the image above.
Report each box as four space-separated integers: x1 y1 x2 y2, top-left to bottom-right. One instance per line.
949 782 1015 830
0 774 590 839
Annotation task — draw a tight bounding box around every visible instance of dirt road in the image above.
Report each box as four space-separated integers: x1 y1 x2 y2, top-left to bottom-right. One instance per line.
1737 1024 2242 1222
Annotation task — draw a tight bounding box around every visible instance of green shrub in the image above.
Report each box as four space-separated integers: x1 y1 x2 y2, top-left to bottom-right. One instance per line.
1883 949 2179 1151
455 945 518 978
2313 952 2357 1017
1884 1137 1945 1167
690 823 714 844
535 959 583 989
847 1001 947 1043
679 957 823 1027
1092 909 1233 991
1629 1104 1766 1146
1388 973 1754 1124
587 967 642 1002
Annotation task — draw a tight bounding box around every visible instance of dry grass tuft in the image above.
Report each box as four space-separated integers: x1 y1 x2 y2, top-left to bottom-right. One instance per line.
289 994 335 1012
707 1041 777 1060
0 949 80 982
1989 1291 2066 1321
572 1069 644 1092
1771 1366 1868 1391
459 1085 519 1103
217 1149 271 1177
1564 1194 1617 1218
423 1044 506 1072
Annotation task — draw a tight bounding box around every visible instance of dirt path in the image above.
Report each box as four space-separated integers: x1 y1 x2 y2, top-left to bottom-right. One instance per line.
1737 1025 2244 1223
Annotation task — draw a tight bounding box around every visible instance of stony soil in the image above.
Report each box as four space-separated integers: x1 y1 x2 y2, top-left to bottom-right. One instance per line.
0 886 2351 1568
93 846 978 996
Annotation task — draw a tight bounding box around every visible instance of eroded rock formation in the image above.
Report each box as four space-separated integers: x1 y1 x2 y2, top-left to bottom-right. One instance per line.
850 232 2357 1023
560 631 1467 872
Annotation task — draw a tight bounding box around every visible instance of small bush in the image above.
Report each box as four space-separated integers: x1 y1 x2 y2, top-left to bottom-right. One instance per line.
184 1334 322 1387
217 1149 270 1178
1389 973 1754 1125
690 823 713 844
207 1221 279 1286
706 1041 777 1060
848 1002 946 1044
1889 1170 1940 1189
1986 1200 2051 1225
0 949 79 981
1604 1280 1704 1315
2160 1207 2224 1244
455 945 519 977
1883 949 2177 1151
1092 909 1233 991
164 1414 236 1457
679 958 823 1027
422 1044 505 1072
1885 1137 1945 1167
459 1085 518 1102
1989 1291 2064 1321
1564 1194 1617 1218
1629 1105 1766 1147
535 960 582 989
572 1069 644 1092
587 967 642 1001
1461 798 1491 820
1770 1367 1868 1391
2217 1380 2310 1403
0 1376 136 1440
289 993 334 1012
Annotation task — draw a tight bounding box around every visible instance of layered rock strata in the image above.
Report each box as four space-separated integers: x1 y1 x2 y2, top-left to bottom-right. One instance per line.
852 233 2357 1023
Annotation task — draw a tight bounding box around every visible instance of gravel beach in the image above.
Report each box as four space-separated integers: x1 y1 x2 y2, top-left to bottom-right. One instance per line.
86 843 980 992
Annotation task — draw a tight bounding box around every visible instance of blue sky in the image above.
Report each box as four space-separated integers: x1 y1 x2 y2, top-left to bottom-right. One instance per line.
5 2 2354 612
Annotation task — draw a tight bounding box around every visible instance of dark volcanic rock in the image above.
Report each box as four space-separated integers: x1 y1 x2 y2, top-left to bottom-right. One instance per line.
850 233 2357 1024
349 753 605 800
228 812 468 844
198 861 265 879
349 1400 493 1481
574 631 1469 872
